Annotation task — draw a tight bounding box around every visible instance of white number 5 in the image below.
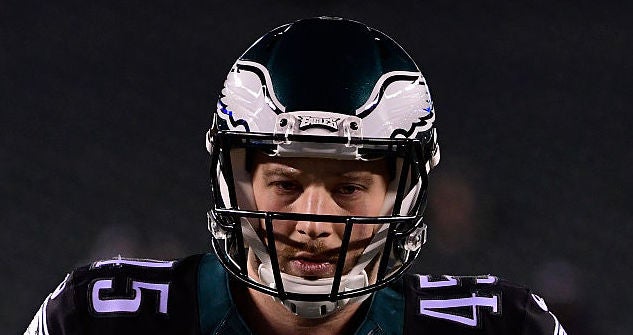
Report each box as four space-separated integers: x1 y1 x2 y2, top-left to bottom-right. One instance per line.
91 279 170 314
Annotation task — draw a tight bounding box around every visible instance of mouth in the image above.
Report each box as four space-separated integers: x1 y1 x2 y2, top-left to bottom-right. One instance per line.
287 253 336 278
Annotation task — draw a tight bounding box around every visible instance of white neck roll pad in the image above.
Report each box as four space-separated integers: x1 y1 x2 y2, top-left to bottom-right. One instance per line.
258 264 370 318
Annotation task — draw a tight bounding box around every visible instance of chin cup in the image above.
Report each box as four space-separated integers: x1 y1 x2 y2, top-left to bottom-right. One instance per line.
258 263 370 318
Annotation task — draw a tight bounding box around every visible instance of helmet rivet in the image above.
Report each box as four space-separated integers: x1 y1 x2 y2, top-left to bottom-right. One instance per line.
350 122 358 130
279 118 288 127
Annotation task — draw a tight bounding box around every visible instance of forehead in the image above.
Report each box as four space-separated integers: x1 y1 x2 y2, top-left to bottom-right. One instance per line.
251 152 389 179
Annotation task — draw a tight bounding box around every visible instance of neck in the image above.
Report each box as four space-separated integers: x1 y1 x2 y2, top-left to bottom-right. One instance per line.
231 282 365 335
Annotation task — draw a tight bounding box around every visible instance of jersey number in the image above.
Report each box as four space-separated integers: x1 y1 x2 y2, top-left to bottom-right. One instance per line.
89 259 173 315
419 293 499 327
91 279 169 314
418 275 500 327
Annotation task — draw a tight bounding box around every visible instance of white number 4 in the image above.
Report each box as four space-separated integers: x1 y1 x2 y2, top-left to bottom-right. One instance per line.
419 293 499 327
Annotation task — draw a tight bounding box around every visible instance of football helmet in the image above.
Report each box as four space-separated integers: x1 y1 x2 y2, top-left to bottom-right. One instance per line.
206 17 440 318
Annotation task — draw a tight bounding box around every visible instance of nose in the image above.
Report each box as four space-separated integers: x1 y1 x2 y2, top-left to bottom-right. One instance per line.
293 186 336 239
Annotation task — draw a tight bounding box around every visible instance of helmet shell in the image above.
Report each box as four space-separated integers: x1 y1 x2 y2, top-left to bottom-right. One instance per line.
216 17 436 142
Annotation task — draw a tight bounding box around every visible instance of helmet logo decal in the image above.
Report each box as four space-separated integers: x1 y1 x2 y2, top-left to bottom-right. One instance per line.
297 116 341 131
355 71 435 139
218 62 434 140
217 61 285 133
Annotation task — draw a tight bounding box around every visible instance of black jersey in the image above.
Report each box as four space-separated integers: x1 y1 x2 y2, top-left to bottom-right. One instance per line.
26 254 566 334
26 255 203 335
403 274 567 334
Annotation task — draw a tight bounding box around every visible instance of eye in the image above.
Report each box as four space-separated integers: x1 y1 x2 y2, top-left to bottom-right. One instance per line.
335 184 364 196
270 180 301 193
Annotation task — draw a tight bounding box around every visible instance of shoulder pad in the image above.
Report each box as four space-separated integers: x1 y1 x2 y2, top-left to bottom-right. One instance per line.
26 255 204 335
403 274 567 334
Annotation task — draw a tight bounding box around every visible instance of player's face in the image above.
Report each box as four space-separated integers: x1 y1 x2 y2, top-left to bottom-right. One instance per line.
251 152 390 279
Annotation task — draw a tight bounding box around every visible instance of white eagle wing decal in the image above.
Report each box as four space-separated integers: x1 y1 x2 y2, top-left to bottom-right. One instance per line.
358 71 434 139
218 61 282 132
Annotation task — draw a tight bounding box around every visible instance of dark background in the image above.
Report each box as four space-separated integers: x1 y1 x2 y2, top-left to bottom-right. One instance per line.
3 1 631 334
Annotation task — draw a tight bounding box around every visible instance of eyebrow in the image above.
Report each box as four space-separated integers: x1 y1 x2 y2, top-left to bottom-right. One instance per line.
263 166 376 185
262 166 300 179
338 172 376 186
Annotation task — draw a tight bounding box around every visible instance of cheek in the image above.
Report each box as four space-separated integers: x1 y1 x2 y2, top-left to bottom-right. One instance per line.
348 224 375 242
259 220 295 237
363 177 389 216
251 178 267 210
252 178 292 212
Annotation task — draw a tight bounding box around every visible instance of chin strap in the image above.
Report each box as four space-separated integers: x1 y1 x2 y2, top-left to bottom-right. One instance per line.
258 263 370 318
